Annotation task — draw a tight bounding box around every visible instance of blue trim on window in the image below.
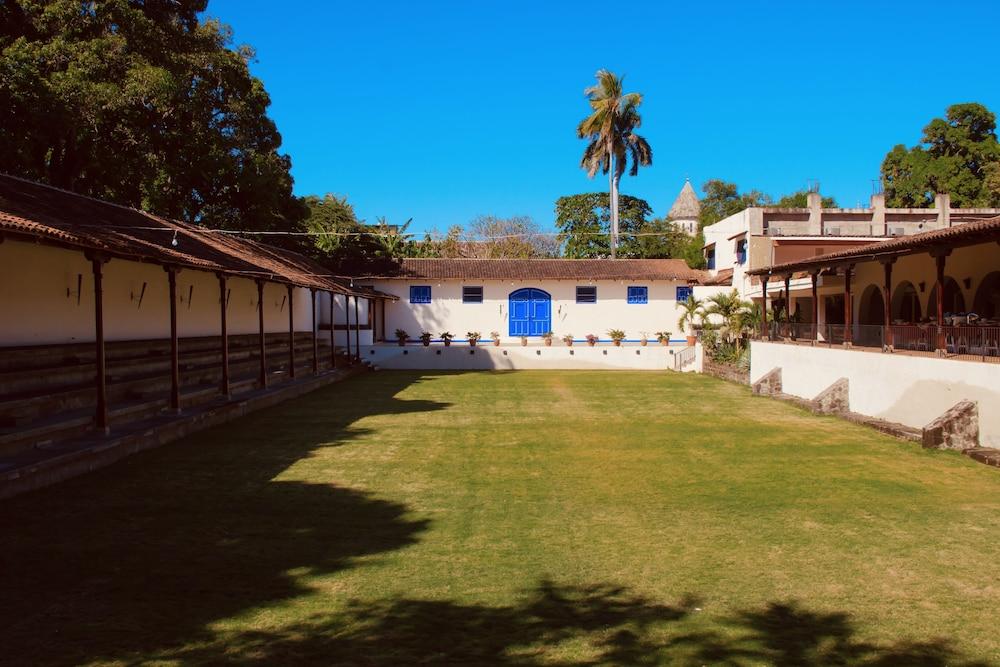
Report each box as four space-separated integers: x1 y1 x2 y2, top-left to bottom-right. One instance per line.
627 286 648 304
409 285 431 304
676 286 693 302
462 286 483 303
576 286 597 304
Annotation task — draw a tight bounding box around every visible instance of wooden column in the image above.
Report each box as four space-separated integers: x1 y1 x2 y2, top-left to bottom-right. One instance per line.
310 288 319 374
166 266 181 412
882 259 894 350
934 251 949 352
783 274 792 337
354 295 361 362
329 291 336 369
371 297 378 344
843 265 854 346
287 285 295 379
218 273 230 397
345 292 352 360
811 271 819 343
89 254 109 433
380 298 386 342
257 280 267 388
761 275 769 340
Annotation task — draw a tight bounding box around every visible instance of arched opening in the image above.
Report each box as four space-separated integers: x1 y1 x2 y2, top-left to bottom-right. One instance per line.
508 288 552 337
891 281 921 323
927 277 966 316
857 285 885 346
973 272 1000 319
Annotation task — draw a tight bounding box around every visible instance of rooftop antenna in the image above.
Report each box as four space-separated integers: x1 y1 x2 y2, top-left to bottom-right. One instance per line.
807 179 820 194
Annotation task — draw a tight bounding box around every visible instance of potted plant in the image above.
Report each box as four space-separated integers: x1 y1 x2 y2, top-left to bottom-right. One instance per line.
608 329 625 347
655 331 672 346
585 334 598 347
677 294 704 347
467 331 481 347
639 331 649 347
490 331 501 346
520 335 528 347
440 331 454 347
562 334 574 347
395 328 409 346
542 331 554 347
419 331 432 347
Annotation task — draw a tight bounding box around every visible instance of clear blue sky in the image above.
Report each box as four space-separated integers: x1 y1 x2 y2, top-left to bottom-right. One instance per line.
208 0 999 234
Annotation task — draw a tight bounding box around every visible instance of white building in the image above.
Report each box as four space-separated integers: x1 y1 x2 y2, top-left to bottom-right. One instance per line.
364 258 708 344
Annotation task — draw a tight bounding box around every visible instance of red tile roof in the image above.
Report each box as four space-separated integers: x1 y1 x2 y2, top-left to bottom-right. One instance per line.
366 258 707 282
0 175 394 298
748 215 1000 276
702 268 734 286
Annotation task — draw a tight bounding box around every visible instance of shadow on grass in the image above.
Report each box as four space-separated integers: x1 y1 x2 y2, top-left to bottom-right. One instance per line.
156 583 990 666
0 371 446 665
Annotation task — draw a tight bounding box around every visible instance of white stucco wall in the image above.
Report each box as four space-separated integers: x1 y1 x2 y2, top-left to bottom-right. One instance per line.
369 278 696 344
0 239 315 345
750 341 1000 446
364 342 691 371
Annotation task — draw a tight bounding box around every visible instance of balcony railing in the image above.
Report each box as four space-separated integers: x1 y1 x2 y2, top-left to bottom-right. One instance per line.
759 323 1000 364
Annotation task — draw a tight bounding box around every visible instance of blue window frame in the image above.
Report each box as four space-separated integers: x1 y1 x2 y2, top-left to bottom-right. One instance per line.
706 247 716 270
736 239 748 265
576 286 597 304
627 286 648 304
676 286 693 303
409 285 431 304
462 286 483 303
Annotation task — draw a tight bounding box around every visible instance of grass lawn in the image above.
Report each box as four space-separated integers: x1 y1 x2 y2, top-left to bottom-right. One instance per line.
2 370 1000 665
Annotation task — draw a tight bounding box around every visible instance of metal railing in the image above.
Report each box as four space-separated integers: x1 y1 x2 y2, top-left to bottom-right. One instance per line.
674 346 697 371
758 323 1000 363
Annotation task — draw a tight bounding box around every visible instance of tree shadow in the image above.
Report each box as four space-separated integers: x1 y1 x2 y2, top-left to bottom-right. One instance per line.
0 371 447 665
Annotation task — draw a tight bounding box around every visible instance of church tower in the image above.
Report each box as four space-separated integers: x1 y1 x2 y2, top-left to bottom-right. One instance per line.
668 180 700 236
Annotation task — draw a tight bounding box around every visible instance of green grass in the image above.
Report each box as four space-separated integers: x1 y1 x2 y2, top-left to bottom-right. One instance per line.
3 370 1000 665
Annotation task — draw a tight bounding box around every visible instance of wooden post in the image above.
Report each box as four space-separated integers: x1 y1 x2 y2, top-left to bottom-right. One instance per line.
934 251 949 353
89 255 109 433
287 285 295 379
882 259 894 350
345 292 352 361
218 273 230 397
380 298 386 342
811 271 819 343
329 290 336 369
761 275 769 340
310 288 319 374
354 295 361 362
257 280 267 389
843 265 854 346
166 266 181 413
783 274 792 337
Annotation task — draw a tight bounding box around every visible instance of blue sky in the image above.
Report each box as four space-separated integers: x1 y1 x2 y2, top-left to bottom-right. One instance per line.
209 0 999 234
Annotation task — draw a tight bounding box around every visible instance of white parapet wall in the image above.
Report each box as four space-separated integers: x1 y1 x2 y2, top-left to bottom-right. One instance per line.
750 342 1000 447
363 343 695 371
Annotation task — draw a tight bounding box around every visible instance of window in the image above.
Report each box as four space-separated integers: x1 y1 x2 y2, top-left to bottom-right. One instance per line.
627 286 648 304
462 286 483 303
676 286 693 303
576 286 597 304
736 239 747 265
409 285 431 304
705 246 716 270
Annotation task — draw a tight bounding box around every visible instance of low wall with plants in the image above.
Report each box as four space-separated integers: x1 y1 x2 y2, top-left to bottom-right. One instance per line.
702 359 750 385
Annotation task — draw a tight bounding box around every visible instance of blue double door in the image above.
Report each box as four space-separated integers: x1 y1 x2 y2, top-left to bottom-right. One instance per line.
509 288 551 336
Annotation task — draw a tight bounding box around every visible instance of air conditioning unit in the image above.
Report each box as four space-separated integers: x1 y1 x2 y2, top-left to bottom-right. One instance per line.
826 227 841 236
765 226 781 236
890 227 905 237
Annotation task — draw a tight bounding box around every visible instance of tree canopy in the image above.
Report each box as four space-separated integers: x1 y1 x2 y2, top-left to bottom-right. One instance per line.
0 0 305 238
881 103 1000 207
555 192 652 258
697 180 771 227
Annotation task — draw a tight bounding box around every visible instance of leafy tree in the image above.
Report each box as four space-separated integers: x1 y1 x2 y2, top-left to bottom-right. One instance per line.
632 217 707 268
373 217 414 258
303 194 358 254
676 295 704 338
0 0 305 238
773 191 838 208
702 290 753 352
698 180 771 227
576 70 653 257
881 103 1000 207
463 216 557 258
554 192 652 258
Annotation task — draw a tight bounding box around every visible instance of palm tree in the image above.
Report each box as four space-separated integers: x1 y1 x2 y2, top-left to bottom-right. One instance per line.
677 295 704 344
577 70 653 258
703 290 753 352
373 217 414 258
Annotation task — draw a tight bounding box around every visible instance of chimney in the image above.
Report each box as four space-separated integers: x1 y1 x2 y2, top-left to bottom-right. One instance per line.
935 193 951 227
871 193 886 235
807 191 822 233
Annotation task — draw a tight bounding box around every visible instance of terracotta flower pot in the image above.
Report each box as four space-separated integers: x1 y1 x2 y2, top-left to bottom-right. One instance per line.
398 339 407 347
587 341 596 347
613 340 622 347
659 339 669 346
469 340 477 347
640 340 648 347
444 340 451 347
565 340 573 347
686 335 697 346
520 339 528 346
544 339 552 347
422 340 430 347
492 339 500 346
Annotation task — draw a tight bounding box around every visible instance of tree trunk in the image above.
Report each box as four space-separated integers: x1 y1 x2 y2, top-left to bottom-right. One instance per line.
607 140 618 259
